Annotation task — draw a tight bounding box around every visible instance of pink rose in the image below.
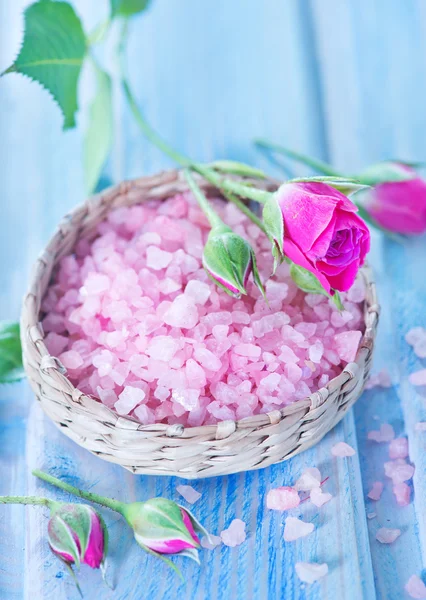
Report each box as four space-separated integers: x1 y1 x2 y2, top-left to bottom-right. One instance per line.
265 182 370 293
362 164 426 234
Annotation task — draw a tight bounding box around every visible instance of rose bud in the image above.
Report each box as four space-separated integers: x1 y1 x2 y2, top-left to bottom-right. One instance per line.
263 181 370 294
358 161 426 235
48 503 107 570
202 224 265 298
121 498 209 564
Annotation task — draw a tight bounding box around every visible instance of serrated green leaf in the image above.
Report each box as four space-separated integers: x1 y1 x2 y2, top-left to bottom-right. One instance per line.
0 322 25 384
84 62 113 195
110 0 151 18
289 263 328 296
2 1 87 130
356 161 418 185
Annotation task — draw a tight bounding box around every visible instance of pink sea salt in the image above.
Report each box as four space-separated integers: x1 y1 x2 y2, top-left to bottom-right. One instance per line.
367 423 395 443
409 369 426 386
310 487 332 507
266 487 300 511
294 467 321 492
389 437 409 459
367 481 384 501
376 527 401 544
284 517 314 542
295 562 328 584
384 459 415 484
220 519 246 547
331 442 356 457
176 485 201 504
201 535 222 550
405 575 426 599
42 192 366 426
393 482 411 506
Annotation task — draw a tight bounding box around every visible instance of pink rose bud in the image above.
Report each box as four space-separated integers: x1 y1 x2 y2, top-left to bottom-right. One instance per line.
122 498 209 563
263 181 370 293
358 161 426 234
48 503 106 569
202 225 265 298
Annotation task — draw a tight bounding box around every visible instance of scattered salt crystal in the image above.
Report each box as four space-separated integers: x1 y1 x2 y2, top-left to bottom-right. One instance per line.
405 575 426 599
59 350 83 370
220 519 246 547
376 527 401 544
367 481 383 501
185 280 211 305
334 330 362 362
310 487 332 507
176 484 202 504
331 442 356 457
163 295 199 329
415 422 426 432
294 467 321 492
295 562 328 584
367 512 376 519
283 516 314 541
367 423 395 443
405 327 426 346
393 482 410 506
389 437 408 459
266 487 300 511
365 368 393 390
201 535 222 550
384 459 415 484
409 369 426 386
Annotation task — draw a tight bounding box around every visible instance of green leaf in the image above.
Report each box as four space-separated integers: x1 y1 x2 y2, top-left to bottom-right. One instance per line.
208 160 266 180
356 161 418 185
332 291 344 311
110 0 151 18
2 1 87 130
288 176 368 196
0 322 25 384
84 62 113 195
289 263 328 296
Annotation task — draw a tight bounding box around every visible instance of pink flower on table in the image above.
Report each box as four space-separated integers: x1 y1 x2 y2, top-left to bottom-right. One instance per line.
48 503 106 569
263 182 370 293
361 163 426 234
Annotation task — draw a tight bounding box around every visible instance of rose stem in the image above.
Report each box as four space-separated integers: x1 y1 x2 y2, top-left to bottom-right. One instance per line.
0 496 54 508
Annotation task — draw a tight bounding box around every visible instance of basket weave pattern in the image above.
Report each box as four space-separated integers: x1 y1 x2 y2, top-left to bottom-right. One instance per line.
21 170 379 479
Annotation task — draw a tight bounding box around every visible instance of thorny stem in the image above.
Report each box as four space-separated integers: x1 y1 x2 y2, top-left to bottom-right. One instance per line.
0 496 55 508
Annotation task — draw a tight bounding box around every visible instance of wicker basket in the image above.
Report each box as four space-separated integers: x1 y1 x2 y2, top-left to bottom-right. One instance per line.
21 170 379 479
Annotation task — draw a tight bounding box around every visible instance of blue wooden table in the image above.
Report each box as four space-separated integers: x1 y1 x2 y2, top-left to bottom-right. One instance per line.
1 1 426 598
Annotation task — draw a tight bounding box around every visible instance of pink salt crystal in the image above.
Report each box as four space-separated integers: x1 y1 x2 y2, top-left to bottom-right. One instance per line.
367 481 384 501
233 343 261 359
384 459 415 483
405 575 426 599
295 562 328 584
367 512 376 520
83 272 110 295
309 340 324 363
220 519 246 547
415 422 426 432
393 482 410 506
134 404 155 424
184 280 210 305
96 387 118 408
232 311 250 325
59 350 83 370
212 325 229 341
389 437 408 459
367 423 395 443
283 516 314 541
110 362 130 386
409 369 426 386
163 295 199 329
347 278 365 303
279 345 299 364
185 358 207 388
294 468 321 492
45 332 68 356
266 487 300 511
176 485 201 504
260 372 281 392
154 386 170 401
310 487 332 507
115 386 146 415
146 336 180 361
405 327 426 346
146 245 173 270
376 527 401 544
172 388 200 411
201 535 222 550
193 347 222 371
158 278 181 295
331 442 356 457
334 330 362 363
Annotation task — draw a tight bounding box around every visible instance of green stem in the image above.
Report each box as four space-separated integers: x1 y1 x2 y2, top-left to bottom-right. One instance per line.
220 190 267 234
184 170 223 229
33 470 124 514
255 138 343 177
193 164 270 204
0 496 54 508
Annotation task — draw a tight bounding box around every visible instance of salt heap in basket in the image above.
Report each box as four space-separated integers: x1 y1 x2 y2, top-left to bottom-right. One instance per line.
42 193 365 427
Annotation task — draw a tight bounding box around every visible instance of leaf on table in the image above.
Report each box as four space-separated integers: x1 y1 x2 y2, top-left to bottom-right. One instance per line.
0 322 25 384
2 1 87 130
110 0 151 18
84 63 113 195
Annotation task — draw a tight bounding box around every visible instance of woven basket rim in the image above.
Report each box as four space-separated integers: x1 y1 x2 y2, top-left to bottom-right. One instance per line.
22 169 379 441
